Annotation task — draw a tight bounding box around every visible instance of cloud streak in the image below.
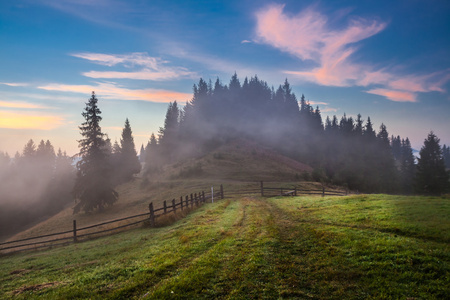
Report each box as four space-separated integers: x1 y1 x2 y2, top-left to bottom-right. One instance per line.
0 101 50 109
72 52 196 81
38 82 191 103
0 111 64 130
0 82 29 87
255 4 450 102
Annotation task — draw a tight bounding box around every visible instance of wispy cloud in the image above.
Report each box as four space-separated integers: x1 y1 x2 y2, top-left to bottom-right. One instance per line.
72 52 196 81
308 101 329 106
0 111 64 130
255 4 450 103
366 88 416 103
0 82 29 87
38 82 191 103
0 101 50 109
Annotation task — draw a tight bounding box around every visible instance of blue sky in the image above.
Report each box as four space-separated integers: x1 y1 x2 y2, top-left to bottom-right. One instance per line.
1 0 449 156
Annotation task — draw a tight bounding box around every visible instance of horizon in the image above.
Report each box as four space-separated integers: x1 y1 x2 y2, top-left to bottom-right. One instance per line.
1 0 449 156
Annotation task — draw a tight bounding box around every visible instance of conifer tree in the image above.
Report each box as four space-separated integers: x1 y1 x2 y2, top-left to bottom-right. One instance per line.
443 144 450 169
144 133 159 175
119 118 141 181
363 117 376 140
158 102 180 160
415 132 449 195
139 144 145 163
72 92 118 213
400 138 415 193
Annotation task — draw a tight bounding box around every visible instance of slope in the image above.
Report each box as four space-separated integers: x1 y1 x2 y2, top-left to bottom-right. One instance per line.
0 194 448 299
6 138 313 242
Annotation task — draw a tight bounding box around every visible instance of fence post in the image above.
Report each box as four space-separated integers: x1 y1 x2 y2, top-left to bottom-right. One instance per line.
202 191 205 202
220 184 224 199
180 196 184 210
322 186 325 197
164 200 167 214
260 181 264 197
280 187 283 196
194 193 198 207
172 199 176 213
149 202 155 227
73 220 77 243
186 195 189 208
190 194 194 208
294 187 297 196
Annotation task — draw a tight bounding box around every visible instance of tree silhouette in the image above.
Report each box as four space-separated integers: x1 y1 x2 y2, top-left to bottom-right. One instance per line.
400 138 415 194
118 118 141 182
72 92 118 213
415 132 449 195
443 144 450 169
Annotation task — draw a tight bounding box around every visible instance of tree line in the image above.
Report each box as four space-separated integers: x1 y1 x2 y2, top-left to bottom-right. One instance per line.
1 74 448 224
141 74 449 195
0 140 74 239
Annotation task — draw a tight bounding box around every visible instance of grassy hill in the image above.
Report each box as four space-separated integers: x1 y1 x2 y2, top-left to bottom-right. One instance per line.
1 194 448 299
6 138 313 243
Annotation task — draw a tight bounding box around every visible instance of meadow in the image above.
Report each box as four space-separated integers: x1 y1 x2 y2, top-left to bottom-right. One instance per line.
0 194 448 299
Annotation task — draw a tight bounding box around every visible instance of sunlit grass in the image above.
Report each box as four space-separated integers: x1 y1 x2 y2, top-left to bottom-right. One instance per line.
0 194 448 299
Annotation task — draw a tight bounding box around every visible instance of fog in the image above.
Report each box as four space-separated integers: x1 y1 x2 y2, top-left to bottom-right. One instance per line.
142 75 418 194
0 140 75 241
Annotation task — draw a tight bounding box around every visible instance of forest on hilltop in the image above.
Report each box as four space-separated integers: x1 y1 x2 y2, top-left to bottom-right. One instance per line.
1 74 449 235
143 74 450 194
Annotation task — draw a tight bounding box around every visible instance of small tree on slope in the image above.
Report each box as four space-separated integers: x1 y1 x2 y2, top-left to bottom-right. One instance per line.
415 132 449 195
119 118 141 182
72 92 118 213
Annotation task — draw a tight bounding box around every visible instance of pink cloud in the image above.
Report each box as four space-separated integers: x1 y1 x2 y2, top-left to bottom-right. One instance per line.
366 88 417 103
83 69 193 81
255 4 450 103
38 82 191 103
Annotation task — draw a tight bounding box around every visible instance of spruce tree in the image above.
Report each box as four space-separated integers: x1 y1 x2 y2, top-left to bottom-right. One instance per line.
139 144 145 163
144 133 159 175
415 132 449 195
400 138 415 193
443 144 450 169
119 118 141 181
72 92 118 213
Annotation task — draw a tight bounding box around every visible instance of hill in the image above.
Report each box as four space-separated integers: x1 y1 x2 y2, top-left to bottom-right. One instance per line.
6 138 313 243
162 138 312 181
1 194 448 299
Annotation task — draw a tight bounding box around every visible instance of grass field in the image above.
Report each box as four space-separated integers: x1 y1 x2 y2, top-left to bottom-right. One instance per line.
0 194 448 299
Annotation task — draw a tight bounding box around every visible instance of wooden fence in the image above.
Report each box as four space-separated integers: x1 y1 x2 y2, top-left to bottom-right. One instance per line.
0 181 346 254
259 181 348 197
0 185 224 254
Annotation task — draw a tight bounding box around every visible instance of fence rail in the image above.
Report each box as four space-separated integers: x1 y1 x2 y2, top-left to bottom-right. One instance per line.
1 181 347 254
0 185 224 254
259 181 348 197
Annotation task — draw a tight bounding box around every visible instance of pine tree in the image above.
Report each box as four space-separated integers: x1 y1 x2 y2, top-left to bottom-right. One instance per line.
443 144 450 169
158 102 180 161
363 117 376 140
400 138 415 193
139 144 145 163
144 133 159 175
119 118 141 181
415 132 449 195
72 92 118 213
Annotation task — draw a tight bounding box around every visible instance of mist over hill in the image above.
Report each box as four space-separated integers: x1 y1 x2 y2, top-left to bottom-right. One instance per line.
1 74 449 238
142 74 426 194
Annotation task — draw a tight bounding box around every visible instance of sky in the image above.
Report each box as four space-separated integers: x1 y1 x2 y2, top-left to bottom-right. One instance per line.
1 0 449 156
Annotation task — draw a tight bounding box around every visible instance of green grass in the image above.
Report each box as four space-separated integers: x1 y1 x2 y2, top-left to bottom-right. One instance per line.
1 194 449 299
